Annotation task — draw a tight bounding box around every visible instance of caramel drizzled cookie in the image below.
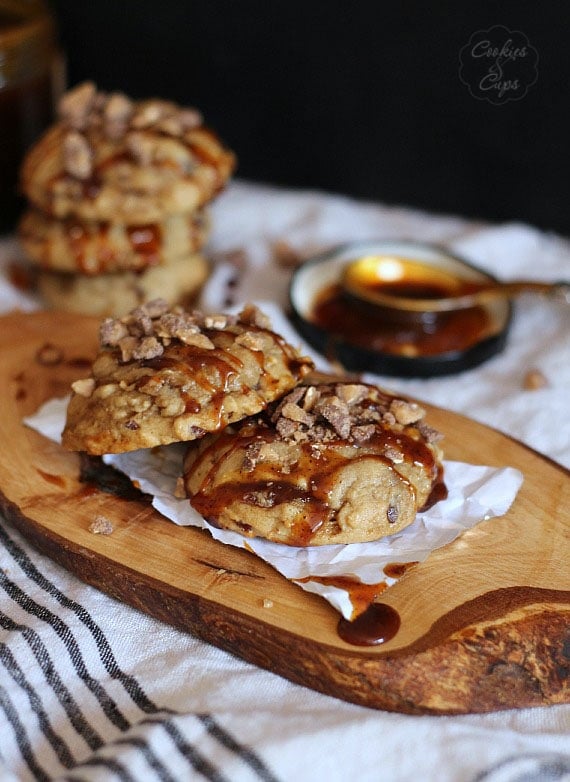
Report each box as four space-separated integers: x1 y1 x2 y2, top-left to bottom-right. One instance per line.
62 301 314 454
20 82 236 224
183 381 446 546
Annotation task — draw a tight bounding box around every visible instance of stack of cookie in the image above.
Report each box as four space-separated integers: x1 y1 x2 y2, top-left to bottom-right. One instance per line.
18 82 235 316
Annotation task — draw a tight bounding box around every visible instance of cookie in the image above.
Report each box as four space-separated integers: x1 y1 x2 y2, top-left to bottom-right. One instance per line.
37 251 210 317
19 207 210 275
62 302 314 454
20 82 236 224
183 381 446 546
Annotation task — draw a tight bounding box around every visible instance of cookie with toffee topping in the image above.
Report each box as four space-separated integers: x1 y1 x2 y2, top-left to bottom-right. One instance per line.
20 82 235 224
183 381 446 546
62 302 314 454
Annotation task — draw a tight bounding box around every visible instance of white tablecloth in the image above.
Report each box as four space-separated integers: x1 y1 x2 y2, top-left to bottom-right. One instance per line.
0 181 569 782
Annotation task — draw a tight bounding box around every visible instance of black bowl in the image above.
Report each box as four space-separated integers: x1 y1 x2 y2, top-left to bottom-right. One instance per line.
288 240 512 378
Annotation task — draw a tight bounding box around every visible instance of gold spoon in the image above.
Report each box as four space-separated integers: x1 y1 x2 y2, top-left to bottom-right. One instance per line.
342 255 570 313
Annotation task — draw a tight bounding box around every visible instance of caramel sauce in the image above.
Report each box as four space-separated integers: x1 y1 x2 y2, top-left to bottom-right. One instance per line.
65 220 88 269
66 356 93 371
126 224 162 263
141 341 244 427
36 468 65 488
420 464 448 510
383 561 418 579
7 261 36 292
311 282 492 357
337 602 401 646
295 574 388 619
78 454 151 501
366 424 436 472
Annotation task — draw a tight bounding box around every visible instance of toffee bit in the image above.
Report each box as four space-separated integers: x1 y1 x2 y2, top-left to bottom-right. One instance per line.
276 417 298 439
281 402 315 427
351 424 376 443
36 343 64 366
130 99 171 129
99 301 275 363
243 490 275 508
203 313 229 330
272 240 302 269
174 476 186 498
417 422 444 444
383 445 404 464
118 335 139 363
143 298 170 318
88 515 114 535
179 107 203 129
178 332 215 350
239 303 272 330
100 318 128 346
103 92 133 125
242 441 262 472
127 307 154 336
125 131 155 165
235 331 266 351
302 385 320 411
58 81 96 128
63 131 93 179
315 396 351 439
523 368 549 390
387 505 399 525
389 399 425 425
335 383 368 406
71 377 95 398
271 386 306 422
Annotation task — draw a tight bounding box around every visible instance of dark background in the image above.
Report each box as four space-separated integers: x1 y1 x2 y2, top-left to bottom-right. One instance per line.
51 0 570 235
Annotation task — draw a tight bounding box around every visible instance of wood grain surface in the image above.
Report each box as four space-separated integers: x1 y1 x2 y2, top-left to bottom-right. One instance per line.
0 310 568 715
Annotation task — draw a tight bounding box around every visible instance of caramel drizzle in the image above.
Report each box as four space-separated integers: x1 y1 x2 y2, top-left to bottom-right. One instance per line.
189 421 440 547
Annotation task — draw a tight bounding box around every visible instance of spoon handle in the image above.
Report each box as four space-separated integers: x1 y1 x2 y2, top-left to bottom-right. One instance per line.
485 280 570 304
494 280 570 301
343 274 570 312
424 279 570 310
547 281 570 304
373 280 570 312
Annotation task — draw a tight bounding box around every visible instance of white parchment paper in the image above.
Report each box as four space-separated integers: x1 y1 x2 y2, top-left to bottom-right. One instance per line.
24 397 523 619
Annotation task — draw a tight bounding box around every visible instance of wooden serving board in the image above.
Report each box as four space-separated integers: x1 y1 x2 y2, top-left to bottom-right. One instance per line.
0 310 568 715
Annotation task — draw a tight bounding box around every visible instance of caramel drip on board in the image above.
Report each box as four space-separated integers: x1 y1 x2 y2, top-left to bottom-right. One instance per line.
295 574 388 619
337 603 401 646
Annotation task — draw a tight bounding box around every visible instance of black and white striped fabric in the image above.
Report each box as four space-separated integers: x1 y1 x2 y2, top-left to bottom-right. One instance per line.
1 183 570 781
0 522 282 782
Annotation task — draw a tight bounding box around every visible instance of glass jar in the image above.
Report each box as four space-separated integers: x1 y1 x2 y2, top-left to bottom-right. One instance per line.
0 0 62 233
